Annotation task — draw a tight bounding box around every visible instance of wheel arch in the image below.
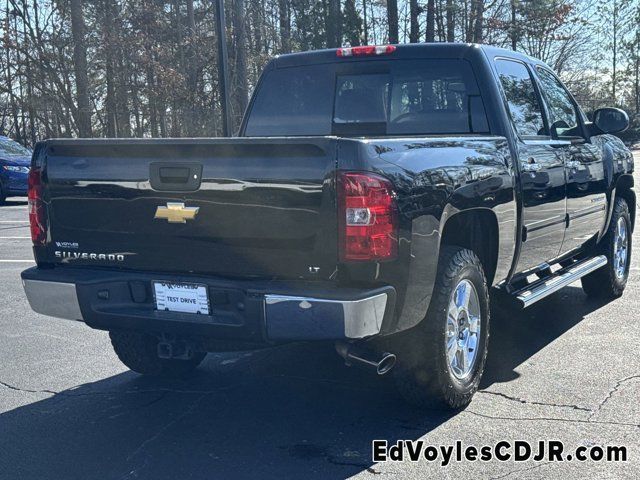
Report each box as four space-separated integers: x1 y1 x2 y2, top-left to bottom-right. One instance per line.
440 208 500 286
615 174 635 232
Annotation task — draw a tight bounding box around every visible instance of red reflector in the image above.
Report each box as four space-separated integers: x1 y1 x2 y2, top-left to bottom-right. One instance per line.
338 172 398 262
28 167 47 246
337 45 396 57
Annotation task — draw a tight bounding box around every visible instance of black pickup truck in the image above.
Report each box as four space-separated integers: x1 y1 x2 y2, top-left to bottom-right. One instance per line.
22 44 634 409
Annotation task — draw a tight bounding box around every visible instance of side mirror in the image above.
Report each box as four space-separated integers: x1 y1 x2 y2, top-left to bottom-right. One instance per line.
592 107 629 134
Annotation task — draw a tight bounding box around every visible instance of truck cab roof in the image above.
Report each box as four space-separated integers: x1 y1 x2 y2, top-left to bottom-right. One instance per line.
270 43 549 70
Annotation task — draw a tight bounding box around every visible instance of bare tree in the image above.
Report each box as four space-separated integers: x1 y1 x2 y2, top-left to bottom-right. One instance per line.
472 0 483 43
102 0 117 137
425 0 435 42
409 0 420 43
233 0 248 121
326 0 342 47
69 0 92 137
446 0 455 42
278 0 291 52
0 0 638 146
387 0 399 44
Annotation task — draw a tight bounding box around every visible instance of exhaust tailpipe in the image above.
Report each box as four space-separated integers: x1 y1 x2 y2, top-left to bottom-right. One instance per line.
335 341 396 375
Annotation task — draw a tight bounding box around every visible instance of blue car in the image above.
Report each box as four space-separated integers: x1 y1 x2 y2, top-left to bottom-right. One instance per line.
0 136 32 203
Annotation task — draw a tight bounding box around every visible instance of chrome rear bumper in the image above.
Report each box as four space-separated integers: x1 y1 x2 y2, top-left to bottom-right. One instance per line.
22 273 392 341
22 279 83 321
264 292 389 340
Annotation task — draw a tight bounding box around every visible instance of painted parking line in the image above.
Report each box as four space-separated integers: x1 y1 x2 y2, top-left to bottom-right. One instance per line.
0 237 31 239
0 225 29 230
0 260 34 263
0 221 29 223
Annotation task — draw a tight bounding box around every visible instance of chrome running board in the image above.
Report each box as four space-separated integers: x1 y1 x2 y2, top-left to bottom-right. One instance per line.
514 255 607 308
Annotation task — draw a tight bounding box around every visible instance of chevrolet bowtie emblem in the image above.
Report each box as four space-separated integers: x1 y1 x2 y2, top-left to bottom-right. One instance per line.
154 202 199 223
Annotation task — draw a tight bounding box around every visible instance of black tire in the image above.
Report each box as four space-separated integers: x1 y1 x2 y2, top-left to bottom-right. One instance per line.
109 330 206 378
0 182 6 205
581 197 632 299
394 247 490 409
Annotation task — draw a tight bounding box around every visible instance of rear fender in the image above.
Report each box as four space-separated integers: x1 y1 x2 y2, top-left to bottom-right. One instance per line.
392 204 510 333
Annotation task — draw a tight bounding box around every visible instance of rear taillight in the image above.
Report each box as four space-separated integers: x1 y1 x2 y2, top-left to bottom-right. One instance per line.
28 167 47 246
337 45 396 57
338 172 398 262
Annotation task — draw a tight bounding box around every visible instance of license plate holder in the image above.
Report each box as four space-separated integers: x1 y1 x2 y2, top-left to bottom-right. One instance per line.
153 281 210 315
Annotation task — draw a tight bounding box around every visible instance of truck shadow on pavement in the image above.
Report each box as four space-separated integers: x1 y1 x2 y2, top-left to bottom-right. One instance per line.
0 287 608 480
482 286 608 387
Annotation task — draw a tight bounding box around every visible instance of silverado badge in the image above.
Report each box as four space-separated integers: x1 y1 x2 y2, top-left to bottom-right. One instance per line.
154 202 199 223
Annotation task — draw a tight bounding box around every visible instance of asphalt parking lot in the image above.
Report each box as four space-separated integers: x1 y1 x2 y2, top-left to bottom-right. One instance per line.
0 156 639 480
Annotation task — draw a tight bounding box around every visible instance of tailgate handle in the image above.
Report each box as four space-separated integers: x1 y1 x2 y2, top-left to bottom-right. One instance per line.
150 162 202 191
160 167 190 183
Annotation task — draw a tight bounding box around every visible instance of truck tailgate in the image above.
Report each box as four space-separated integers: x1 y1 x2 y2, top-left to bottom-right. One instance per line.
38 138 339 280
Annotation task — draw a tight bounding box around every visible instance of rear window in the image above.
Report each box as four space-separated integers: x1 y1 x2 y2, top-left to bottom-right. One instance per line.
245 60 489 137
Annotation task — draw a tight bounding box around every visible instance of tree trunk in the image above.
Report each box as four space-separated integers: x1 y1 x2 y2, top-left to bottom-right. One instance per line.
186 0 199 135
446 0 454 42
116 56 131 137
425 0 435 42
635 55 639 114
69 0 92 137
510 0 517 50
464 1 473 43
278 0 291 52
158 100 167 137
233 0 248 126
387 0 399 44
326 0 342 47
635 21 640 114
612 0 618 102
409 0 420 43
363 0 368 44
131 74 143 137
21 13 37 145
63 106 73 137
172 0 184 136
103 0 117 137
146 67 159 137
5 44 22 143
434 0 445 41
472 0 483 43
12 12 27 143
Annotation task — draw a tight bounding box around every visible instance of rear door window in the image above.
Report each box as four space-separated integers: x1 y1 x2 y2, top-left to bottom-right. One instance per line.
495 59 548 138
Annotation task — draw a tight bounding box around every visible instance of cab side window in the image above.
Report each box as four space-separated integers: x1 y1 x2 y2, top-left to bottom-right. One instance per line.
535 67 582 140
495 59 547 138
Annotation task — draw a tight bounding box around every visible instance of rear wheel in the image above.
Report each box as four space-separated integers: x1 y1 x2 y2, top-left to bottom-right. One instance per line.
109 330 206 378
581 197 632 299
0 182 6 204
394 247 490 409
